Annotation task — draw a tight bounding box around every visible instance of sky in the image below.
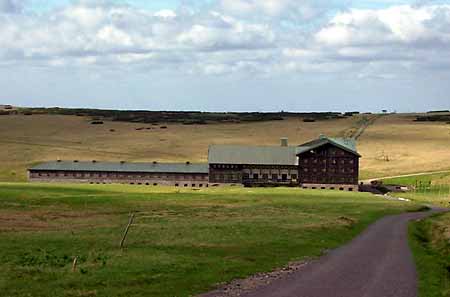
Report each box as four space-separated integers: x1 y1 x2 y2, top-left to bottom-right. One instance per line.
1 0 450 112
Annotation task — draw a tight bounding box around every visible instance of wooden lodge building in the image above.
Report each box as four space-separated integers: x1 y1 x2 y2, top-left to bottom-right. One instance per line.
29 136 361 191
29 161 210 187
208 138 299 187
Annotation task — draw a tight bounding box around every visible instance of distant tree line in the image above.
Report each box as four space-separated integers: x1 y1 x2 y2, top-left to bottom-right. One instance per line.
17 107 355 125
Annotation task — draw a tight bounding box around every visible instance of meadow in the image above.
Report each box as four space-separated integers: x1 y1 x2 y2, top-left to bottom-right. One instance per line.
0 112 449 182
384 172 450 208
0 183 419 297
410 212 450 297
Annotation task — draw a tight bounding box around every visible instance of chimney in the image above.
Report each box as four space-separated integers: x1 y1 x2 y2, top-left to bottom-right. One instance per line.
280 137 288 147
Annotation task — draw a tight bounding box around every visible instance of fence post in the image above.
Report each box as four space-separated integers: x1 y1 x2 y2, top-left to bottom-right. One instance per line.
120 212 136 249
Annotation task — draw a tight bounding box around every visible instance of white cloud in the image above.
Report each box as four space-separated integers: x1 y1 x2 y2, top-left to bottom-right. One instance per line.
1 1 450 79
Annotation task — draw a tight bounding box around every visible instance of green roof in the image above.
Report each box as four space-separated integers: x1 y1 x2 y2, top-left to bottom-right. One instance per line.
29 161 209 174
208 145 298 166
296 136 361 157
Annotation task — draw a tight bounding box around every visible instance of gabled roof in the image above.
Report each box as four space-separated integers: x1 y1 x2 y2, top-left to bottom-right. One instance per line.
29 161 209 174
208 145 298 166
296 136 361 157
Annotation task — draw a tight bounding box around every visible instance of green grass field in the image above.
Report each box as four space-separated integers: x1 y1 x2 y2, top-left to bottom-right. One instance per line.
384 173 450 208
0 183 419 297
410 212 450 297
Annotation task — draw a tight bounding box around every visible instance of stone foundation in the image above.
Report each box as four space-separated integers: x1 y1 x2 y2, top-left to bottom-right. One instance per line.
300 183 358 192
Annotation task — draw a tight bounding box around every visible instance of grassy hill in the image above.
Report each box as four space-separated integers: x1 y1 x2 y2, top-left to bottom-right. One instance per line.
0 183 419 297
0 112 449 181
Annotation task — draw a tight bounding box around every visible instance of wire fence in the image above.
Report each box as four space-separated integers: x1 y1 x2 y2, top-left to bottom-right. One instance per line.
410 181 450 201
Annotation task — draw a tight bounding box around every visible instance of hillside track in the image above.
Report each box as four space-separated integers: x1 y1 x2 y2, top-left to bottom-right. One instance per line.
202 209 447 297
362 170 450 183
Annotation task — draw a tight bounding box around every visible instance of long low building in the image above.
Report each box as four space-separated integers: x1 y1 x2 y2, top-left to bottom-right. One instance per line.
28 135 361 191
28 161 209 187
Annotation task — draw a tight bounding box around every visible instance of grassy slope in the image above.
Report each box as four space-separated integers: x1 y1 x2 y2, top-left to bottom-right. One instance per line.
0 114 356 182
409 212 450 297
384 173 450 208
383 172 450 186
1 113 449 182
0 183 418 297
358 114 450 179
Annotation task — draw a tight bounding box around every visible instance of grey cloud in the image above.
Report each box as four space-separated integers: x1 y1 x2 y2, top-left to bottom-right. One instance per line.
0 0 23 13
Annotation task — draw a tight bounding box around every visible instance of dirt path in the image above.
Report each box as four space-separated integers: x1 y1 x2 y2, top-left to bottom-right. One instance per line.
363 170 450 183
201 209 446 297
340 114 381 140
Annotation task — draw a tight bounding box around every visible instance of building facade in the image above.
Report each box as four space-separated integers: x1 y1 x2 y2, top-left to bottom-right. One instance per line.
208 142 299 186
28 136 361 191
297 136 360 191
29 161 209 187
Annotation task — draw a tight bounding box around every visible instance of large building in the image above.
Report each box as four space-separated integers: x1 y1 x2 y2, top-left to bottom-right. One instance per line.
28 161 209 187
296 136 360 191
208 140 299 187
28 135 360 191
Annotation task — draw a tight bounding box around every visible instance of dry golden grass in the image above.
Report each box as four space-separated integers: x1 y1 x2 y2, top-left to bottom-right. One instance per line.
0 114 355 181
358 114 450 178
0 113 449 181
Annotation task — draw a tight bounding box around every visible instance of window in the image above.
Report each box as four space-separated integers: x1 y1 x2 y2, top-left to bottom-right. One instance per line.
253 174 259 179
282 174 288 181
262 174 269 180
291 174 297 180
272 174 278 180
243 173 250 179
322 168 326 173
303 168 308 172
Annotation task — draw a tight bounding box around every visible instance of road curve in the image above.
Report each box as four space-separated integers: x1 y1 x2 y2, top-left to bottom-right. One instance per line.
203 210 446 297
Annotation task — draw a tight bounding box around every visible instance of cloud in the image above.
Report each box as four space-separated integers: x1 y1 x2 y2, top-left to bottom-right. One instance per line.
0 0 23 13
282 4 450 76
218 0 344 22
1 1 450 79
